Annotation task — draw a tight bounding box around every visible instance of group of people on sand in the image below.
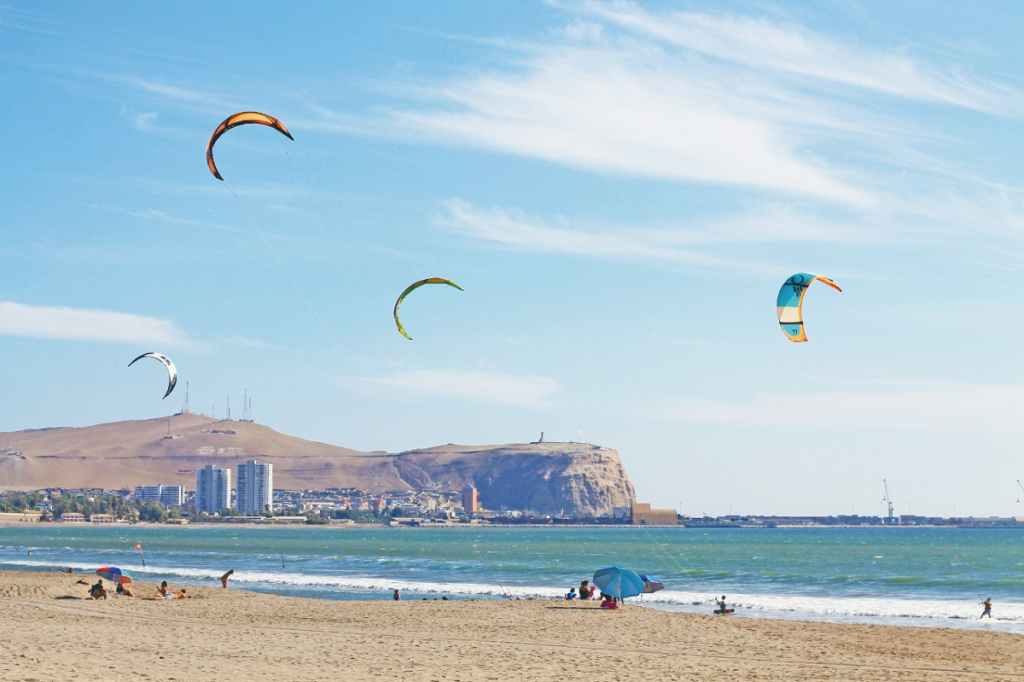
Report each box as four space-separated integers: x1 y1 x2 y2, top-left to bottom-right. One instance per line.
82 570 235 601
154 580 189 600
85 578 189 600
565 579 621 610
85 579 135 599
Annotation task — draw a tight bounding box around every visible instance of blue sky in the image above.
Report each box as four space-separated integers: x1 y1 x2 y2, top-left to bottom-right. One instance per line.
3 1 1024 516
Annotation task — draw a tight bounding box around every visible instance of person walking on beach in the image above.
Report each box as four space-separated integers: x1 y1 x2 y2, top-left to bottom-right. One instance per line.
981 597 992 618
220 569 234 588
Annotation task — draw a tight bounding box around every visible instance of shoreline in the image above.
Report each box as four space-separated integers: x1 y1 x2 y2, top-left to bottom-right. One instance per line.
0 568 1021 681
6 515 1019 530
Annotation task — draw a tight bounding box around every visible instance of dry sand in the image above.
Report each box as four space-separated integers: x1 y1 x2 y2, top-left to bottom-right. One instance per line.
0 512 42 526
1 569 1022 681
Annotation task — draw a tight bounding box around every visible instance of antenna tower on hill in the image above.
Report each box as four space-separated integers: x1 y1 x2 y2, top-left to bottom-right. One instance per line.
183 382 190 415
227 396 232 421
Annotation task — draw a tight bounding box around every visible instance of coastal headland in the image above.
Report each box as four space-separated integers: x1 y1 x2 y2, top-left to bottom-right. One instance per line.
0 569 1021 681
0 414 635 516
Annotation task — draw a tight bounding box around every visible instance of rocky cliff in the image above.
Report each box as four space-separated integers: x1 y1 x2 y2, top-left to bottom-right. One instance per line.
392 442 635 516
0 415 636 516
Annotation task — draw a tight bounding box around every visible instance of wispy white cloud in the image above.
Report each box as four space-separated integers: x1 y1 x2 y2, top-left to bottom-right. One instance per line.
0 4 60 35
0 302 191 346
217 335 279 350
436 198 874 270
123 208 234 232
652 381 1024 433
391 42 871 206
438 199 726 265
574 1 1017 113
118 106 159 131
107 75 227 108
340 369 560 407
335 1 1020 211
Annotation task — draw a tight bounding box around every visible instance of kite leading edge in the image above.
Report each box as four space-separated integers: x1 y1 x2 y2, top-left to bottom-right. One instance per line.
393 278 463 340
776 273 841 343
128 352 178 399
205 111 294 180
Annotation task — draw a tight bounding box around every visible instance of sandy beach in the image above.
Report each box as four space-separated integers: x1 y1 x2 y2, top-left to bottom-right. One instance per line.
0 569 1021 681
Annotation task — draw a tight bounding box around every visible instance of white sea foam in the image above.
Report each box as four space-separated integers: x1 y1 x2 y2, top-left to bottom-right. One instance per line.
640 589 1024 625
4 556 1023 632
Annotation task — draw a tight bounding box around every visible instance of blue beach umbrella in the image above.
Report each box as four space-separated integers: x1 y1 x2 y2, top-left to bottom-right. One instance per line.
95 566 133 584
592 567 645 600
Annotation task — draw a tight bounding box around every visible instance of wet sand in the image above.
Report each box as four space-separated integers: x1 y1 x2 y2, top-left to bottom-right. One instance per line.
1 569 1021 681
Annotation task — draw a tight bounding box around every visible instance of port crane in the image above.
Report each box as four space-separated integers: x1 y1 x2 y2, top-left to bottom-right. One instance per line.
882 479 896 525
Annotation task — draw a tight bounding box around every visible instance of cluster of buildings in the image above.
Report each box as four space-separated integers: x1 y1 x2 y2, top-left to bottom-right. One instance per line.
133 460 275 515
192 460 274 514
273 484 475 519
134 463 475 520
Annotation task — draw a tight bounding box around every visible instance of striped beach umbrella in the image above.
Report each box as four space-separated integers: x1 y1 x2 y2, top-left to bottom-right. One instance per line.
95 566 133 584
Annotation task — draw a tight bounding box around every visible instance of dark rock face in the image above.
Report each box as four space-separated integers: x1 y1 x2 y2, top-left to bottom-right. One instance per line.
393 442 636 517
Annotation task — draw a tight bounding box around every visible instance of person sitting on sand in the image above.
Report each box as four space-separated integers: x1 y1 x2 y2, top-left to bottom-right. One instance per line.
981 597 992 618
157 580 169 597
600 595 618 610
565 587 577 600
116 583 134 597
393 589 401 601
580 580 593 600
221 569 234 589
89 580 107 600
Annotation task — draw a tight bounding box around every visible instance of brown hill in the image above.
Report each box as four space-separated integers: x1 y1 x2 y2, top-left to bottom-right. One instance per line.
0 414 635 516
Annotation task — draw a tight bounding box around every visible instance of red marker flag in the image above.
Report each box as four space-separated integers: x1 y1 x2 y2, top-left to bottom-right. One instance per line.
134 544 141 550
134 543 146 566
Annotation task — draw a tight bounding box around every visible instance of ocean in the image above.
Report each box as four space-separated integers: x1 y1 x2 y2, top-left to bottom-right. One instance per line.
2 524 1022 633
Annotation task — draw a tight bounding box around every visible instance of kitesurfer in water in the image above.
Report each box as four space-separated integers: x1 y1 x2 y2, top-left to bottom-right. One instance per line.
716 596 728 613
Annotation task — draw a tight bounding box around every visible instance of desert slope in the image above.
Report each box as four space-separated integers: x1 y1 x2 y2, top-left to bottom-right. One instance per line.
0 415 635 515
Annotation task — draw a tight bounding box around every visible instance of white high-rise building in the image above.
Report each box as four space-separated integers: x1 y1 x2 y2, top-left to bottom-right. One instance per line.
195 465 232 514
134 484 185 507
159 485 186 507
236 460 273 515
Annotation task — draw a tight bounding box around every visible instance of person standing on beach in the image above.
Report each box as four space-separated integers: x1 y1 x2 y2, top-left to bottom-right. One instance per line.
220 569 234 588
981 597 992 618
